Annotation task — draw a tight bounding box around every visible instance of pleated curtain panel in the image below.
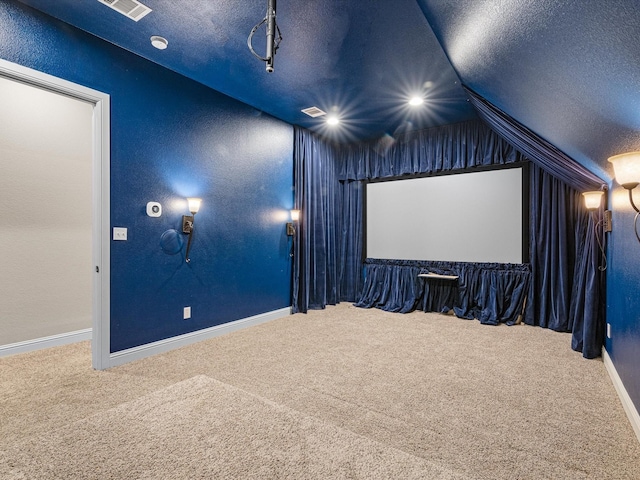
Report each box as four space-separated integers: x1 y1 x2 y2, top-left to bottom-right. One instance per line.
292 111 605 358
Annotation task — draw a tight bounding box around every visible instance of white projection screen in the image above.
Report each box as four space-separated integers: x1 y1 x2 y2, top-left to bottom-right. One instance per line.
365 167 526 263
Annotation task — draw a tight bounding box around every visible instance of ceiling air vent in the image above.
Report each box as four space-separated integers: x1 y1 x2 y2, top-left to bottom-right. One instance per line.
97 0 152 22
301 106 326 118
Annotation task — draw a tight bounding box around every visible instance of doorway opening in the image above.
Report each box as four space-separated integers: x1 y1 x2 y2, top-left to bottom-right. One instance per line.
0 59 111 370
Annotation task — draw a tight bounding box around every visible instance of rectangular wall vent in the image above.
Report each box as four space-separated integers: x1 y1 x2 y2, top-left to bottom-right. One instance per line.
301 106 327 118
98 0 152 22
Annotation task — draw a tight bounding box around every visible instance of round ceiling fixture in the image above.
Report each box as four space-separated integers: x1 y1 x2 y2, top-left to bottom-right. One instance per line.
326 116 340 126
409 96 424 106
150 36 168 50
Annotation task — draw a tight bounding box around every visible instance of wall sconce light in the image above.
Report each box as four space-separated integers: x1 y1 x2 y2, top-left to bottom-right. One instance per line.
583 189 612 232
583 190 610 270
609 152 640 211
286 209 299 236
582 191 604 211
609 152 640 243
182 197 202 263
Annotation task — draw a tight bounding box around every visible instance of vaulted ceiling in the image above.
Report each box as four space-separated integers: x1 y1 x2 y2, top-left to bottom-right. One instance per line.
16 0 640 181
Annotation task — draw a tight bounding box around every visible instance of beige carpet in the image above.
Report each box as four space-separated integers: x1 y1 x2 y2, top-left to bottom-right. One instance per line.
1 375 464 479
1 304 639 479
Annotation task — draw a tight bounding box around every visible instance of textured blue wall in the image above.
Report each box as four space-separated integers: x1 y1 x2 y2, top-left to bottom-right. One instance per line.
606 190 640 413
0 1 293 352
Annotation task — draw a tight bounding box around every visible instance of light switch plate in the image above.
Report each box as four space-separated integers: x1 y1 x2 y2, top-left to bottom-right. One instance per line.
113 227 127 241
183 306 191 319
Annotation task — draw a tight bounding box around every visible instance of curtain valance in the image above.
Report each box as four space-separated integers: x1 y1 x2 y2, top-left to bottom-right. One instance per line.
464 87 606 192
356 259 530 325
337 120 522 181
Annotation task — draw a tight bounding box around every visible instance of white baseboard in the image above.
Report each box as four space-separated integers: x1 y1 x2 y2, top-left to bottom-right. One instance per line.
602 348 640 444
0 328 92 358
107 307 291 368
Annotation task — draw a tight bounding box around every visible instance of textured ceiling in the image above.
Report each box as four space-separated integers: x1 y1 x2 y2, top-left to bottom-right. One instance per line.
15 0 640 179
417 0 640 182
15 0 477 143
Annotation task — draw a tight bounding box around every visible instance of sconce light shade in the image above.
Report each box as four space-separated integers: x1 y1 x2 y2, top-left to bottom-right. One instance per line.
286 209 300 236
608 152 640 189
582 191 604 210
187 197 202 214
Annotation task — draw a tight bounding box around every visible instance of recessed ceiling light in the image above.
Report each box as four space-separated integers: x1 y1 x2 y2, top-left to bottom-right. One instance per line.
326 116 340 126
150 35 168 50
409 96 424 106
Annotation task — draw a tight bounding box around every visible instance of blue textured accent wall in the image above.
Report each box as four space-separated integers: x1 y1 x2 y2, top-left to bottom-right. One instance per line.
0 1 293 352
606 190 640 413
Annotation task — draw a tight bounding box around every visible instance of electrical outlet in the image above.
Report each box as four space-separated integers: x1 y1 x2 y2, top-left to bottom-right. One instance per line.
183 306 191 320
607 323 611 339
113 227 127 241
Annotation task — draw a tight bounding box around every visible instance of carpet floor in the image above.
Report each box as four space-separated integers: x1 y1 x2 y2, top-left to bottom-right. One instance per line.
1 304 639 479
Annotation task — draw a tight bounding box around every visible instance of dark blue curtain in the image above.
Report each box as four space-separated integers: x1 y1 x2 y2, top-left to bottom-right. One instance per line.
569 210 605 358
337 121 522 181
337 179 364 302
356 261 423 313
292 128 340 313
465 87 606 192
526 164 604 358
356 259 530 325
526 165 576 330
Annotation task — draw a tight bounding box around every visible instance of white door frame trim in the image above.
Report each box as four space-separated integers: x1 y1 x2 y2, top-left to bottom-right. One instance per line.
0 58 111 370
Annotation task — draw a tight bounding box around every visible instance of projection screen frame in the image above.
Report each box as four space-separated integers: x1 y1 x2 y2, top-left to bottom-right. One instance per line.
363 163 530 264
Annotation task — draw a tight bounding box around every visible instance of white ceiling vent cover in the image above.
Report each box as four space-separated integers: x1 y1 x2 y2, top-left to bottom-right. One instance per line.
301 106 327 118
98 0 152 22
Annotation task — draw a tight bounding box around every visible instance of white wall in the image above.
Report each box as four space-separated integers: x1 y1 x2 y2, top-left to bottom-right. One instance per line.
0 76 93 345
